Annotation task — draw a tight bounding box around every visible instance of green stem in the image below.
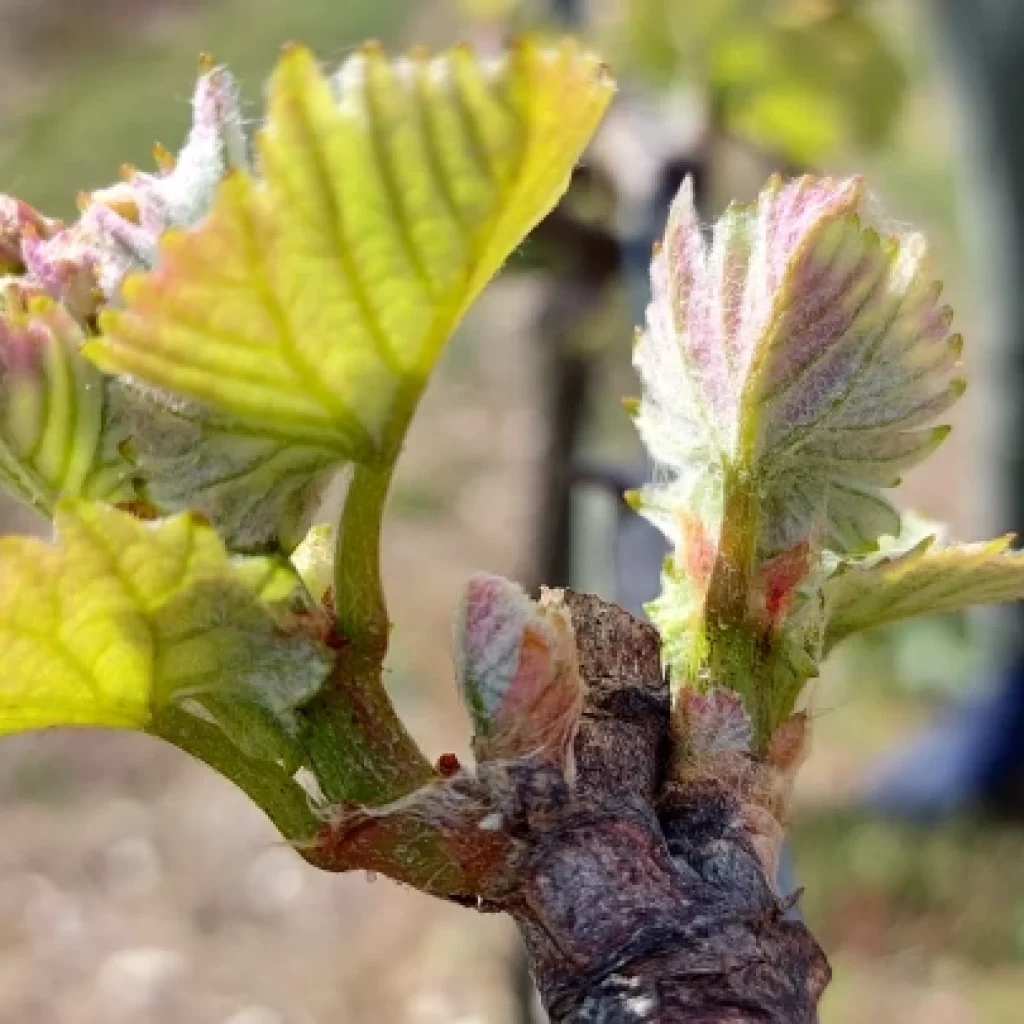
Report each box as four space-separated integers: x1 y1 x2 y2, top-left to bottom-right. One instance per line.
302 377 436 806
153 705 319 842
332 374 423 654
334 460 397 658
705 464 771 747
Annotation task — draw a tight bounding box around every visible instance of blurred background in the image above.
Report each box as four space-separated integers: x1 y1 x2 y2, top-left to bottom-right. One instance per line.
2 0 1023 1021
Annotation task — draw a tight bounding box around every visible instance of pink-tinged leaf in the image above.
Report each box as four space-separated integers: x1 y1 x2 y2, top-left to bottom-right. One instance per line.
0 61 303 541
677 687 752 759
0 196 60 272
146 62 249 227
453 574 583 769
18 223 103 321
634 174 961 566
633 174 962 729
12 63 247 317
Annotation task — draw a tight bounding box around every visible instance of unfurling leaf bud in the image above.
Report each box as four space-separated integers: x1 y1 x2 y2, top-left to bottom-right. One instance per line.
0 297 133 512
2 61 248 323
453 574 583 771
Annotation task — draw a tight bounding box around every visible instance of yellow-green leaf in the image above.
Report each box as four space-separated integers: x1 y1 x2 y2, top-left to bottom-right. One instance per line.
0 500 332 746
85 40 613 547
824 535 1024 651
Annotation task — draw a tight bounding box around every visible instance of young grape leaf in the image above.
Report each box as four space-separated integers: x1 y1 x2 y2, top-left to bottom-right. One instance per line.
633 173 962 565
632 174 962 744
0 499 332 767
0 195 60 274
86 40 615 550
4 63 248 322
748 521 1024 734
677 687 753 759
824 535 1024 651
0 295 133 515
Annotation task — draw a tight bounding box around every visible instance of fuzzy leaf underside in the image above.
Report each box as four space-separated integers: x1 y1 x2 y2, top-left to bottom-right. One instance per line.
677 687 753 758
87 40 614 548
115 383 337 552
631 174 965 750
0 500 332 766
824 535 1024 651
454 573 541 737
632 175 962 706
0 298 133 515
634 174 961 563
0 63 256 528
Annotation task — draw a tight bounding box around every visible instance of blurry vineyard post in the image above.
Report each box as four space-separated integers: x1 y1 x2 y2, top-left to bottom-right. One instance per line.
936 0 1024 812
862 0 1024 817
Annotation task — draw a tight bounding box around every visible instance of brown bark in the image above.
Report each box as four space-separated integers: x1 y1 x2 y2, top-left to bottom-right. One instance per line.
316 592 830 1020
503 593 829 1022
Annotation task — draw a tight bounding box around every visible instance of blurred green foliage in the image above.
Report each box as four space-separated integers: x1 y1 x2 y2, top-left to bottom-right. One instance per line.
613 0 907 164
840 613 983 701
795 810 1024 966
